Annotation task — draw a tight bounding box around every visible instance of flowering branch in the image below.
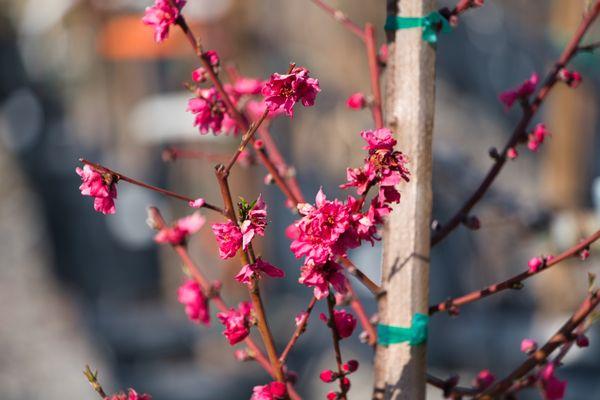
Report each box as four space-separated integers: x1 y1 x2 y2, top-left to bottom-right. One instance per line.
478 289 600 398
79 158 224 214
279 296 318 364
214 165 286 383
430 1 600 247
430 229 600 315
146 207 274 375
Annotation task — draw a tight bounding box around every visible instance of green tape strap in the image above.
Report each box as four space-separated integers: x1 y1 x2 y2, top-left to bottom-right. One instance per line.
377 313 429 346
384 11 452 44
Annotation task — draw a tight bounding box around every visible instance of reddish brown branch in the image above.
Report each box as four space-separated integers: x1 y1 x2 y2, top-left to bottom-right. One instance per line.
327 293 349 400
478 289 600 398
431 2 600 246
279 296 318 364
225 109 270 173
430 229 600 315
214 165 286 383
79 158 224 214
309 0 366 41
346 280 377 346
364 23 384 129
339 256 382 296
148 207 304 399
162 148 231 163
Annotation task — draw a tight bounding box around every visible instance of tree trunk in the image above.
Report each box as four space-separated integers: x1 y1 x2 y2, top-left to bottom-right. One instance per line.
373 0 437 398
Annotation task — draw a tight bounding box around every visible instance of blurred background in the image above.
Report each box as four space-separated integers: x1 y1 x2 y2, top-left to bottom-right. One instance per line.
0 0 599 398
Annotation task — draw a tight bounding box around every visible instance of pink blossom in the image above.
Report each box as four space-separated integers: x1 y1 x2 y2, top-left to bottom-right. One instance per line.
474 369 495 390
507 147 518 160
299 261 347 300
521 338 538 354
527 123 550 152
142 0 186 43
559 68 582 88
217 301 253 345
331 309 357 339
76 165 118 215
105 389 152 400
340 164 376 195
499 73 538 109
187 88 227 135
321 309 356 339
189 198 205 208
361 128 396 152
240 195 268 249
212 220 243 259
539 363 567 400
291 189 353 265
250 381 287 400
233 77 264 95
343 360 359 373
320 369 336 383
262 67 320 117
235 258 284 285
326 392 338 400
576 334 589 348
177 279 210 325
246 99 285 120
346 92 366 109
191 52 219 83
528 257 544 273
154 212 205 245
579 248 590 260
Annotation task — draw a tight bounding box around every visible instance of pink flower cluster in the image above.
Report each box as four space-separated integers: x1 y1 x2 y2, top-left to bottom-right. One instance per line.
142 0 186 43
250 381 287 400
320 360 358 399
558 68 582 88
212 196 268 259
177 279 210 325
104 389 151 400
217 301 253 345
154 212 205 245
262 67 320 117
499 73 538 109
290 129 409 299
187 86 238 135
76 165 118 215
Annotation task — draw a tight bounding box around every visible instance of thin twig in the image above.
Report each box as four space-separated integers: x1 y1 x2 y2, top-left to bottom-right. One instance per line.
430 229 600 315
279 296 318 364
79 158 224 214
309 0 366 41
327 293 349 400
